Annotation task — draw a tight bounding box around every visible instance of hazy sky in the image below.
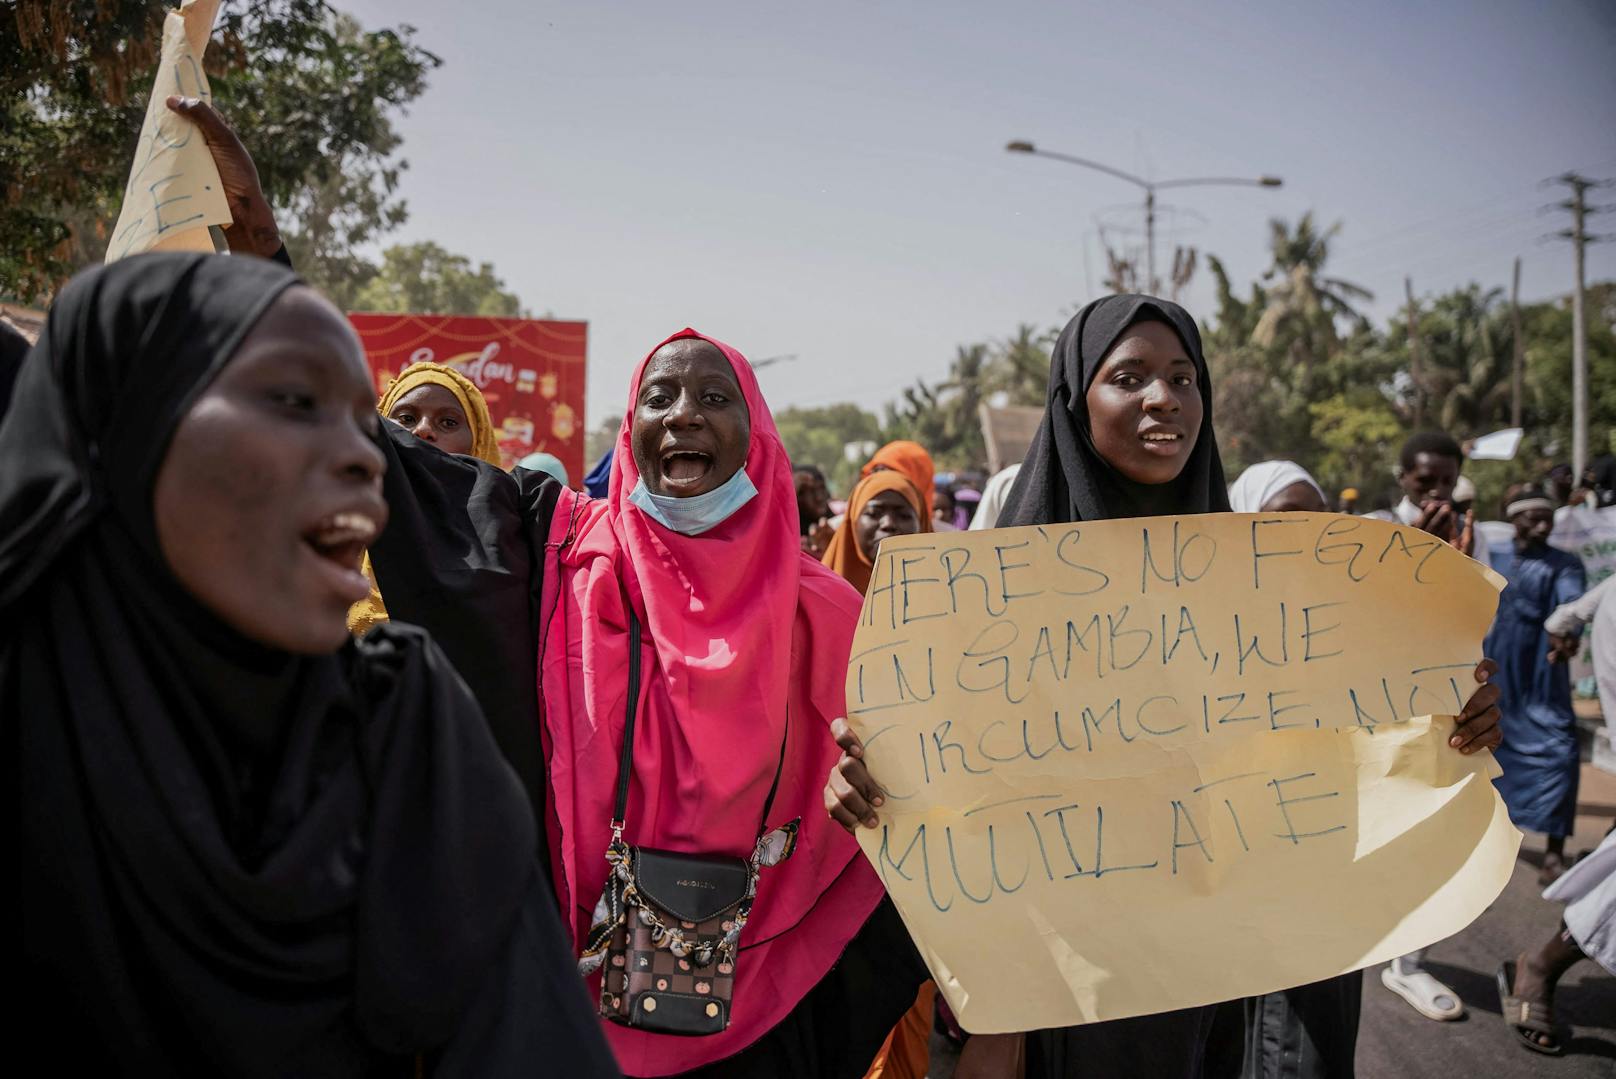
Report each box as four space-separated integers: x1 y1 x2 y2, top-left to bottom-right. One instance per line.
338 0 1616 429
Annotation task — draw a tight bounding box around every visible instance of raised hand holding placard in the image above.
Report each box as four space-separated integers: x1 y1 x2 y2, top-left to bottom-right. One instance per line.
106 0 231 262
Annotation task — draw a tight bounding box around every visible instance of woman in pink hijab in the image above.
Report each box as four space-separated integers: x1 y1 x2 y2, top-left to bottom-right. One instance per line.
368 327 927 1076
537 330 927 1077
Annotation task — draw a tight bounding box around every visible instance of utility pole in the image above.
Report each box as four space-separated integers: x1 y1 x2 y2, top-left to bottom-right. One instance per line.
1405 277 1423 429
1144 189 1157 295
1549 173 1611 479
1510 257 1523 429
1568 177 1589 479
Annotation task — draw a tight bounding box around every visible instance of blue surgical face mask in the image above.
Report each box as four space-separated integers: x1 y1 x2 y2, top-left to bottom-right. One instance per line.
628 465 758 535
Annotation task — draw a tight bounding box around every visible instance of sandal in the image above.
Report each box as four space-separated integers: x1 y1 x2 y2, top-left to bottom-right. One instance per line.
1380 959 1464 1020
1496 960 1562 1055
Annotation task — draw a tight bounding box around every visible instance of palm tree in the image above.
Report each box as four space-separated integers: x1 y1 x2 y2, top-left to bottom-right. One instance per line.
1252 213 1374 370
1412 285 1514 436
884 344 991 467
993 324 1054 406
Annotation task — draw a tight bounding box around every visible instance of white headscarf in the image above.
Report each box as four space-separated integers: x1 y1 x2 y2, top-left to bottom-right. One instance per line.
969 463 1022 530
1229 460 1326 513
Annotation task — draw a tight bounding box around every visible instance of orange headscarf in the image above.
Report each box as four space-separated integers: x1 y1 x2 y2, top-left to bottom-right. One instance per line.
821 471 930 595
861 440 935 516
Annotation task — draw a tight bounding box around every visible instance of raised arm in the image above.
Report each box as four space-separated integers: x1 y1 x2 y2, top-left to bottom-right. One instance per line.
1546 574 1616 637
369 422 562 830
164 97 284 260
167 97 563 823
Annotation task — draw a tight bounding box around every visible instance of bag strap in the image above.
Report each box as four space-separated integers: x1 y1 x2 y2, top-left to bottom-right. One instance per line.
755 702 788 838
610 608 789 842
609 609 643 836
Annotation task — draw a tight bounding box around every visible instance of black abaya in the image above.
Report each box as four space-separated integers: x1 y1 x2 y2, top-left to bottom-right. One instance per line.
368 420 561 835
0 318 27 418
1 253 616 1077
992 295 1233 1079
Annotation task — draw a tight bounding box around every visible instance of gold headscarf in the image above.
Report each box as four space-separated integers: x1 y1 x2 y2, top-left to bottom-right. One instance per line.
349 362 503 636
375 361 503 466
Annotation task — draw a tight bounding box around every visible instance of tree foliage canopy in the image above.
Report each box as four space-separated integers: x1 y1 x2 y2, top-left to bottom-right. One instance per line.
3 0 438 304
802 217 1615 514
352 241 524 318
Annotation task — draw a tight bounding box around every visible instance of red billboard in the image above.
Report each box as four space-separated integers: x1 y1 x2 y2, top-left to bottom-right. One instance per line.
347 313 587 483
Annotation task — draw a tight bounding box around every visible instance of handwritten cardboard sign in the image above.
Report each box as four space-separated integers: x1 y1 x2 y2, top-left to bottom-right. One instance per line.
846 513 1519 1032
106 0 231 262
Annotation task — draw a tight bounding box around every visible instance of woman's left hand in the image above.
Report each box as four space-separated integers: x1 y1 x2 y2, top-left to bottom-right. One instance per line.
165 96 283 259
1450 658 1501 754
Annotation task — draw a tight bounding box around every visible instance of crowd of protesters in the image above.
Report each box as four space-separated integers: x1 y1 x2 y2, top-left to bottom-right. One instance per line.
3 97 1612 1077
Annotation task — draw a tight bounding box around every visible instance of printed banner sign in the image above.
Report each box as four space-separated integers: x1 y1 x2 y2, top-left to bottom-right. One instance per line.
347 313 587 481
846 513 1519 1032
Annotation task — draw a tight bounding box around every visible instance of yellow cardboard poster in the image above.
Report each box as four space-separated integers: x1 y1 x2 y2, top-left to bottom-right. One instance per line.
106 0 230 262
846 512 1519 1032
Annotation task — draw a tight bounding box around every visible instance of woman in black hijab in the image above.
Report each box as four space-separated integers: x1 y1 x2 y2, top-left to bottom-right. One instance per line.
995 293 1228 526
826 294 1504 1079
0 253 617 1077
992 295 1233 1074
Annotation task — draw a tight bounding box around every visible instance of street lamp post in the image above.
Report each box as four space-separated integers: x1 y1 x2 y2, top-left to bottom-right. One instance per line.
1006 140 1282 295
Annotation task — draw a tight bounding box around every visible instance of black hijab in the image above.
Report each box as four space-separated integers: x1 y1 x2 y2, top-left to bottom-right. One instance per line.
0 255 588 1074
0 318 27 418
997 294 1229 526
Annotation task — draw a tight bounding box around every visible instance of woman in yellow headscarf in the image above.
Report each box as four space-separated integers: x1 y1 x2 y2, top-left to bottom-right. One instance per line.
348 362 503 634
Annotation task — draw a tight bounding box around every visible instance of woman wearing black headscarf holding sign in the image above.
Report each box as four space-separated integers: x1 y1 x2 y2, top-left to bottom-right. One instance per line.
0 253 617 1077
824 295 1505 1079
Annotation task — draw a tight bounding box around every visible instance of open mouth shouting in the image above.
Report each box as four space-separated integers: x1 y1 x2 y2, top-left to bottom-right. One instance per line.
302 507 385 603
658 446 716 495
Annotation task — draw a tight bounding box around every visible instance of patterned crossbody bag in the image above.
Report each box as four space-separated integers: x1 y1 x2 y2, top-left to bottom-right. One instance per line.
577 610 800 1036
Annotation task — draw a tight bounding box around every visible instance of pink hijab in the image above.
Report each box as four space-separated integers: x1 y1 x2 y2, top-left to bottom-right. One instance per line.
539 329 885 1075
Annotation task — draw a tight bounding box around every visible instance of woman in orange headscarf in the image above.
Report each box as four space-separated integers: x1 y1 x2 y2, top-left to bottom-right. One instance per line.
861 440 935 517
821 471 931 595
821 469 935 1079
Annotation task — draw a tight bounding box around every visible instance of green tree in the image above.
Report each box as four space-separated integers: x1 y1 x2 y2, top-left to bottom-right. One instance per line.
1201 254 1313 473
774 403 883 497
880 343 998 471
992 323 1055 406
1307 390 1405 497
1521 290 1616 465
1202 223 1386 477
1403 284 1514 435
1251 213 1373 372
1201 254 1266 352
2 1 437 304
352 241 524 316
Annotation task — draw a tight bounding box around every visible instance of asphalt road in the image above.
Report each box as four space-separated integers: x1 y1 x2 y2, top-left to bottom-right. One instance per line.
1353 763 1615 1078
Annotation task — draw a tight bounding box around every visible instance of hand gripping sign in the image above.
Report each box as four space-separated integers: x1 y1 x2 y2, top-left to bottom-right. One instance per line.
846 512 1518 1033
